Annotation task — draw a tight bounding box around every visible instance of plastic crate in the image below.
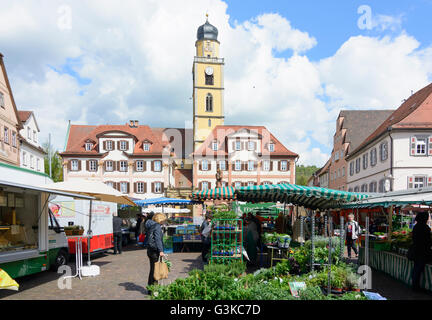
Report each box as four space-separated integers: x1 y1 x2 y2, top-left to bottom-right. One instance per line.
165 248 173 254
176 226 186 234
173 235 183 243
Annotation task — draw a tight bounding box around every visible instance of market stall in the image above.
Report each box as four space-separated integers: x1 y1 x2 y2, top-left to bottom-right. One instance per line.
339 187 432 291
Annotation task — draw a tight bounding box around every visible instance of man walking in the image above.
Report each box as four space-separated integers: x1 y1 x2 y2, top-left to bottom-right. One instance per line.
113 215 123 254
200 213 212 263
345 214 361 259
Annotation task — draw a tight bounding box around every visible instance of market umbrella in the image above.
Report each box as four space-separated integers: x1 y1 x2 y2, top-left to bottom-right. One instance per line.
192 186 236 201
235 183 369 210
42 179 136 206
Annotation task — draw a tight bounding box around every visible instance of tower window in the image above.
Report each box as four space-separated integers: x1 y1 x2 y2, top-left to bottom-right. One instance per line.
205 74 214 85
206 93 213 112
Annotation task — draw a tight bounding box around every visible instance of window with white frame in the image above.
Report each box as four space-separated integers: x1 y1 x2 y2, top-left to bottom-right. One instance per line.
85 143 93 151
154 182 163 193
120 141 127 151
22 152 27 166
280 160 288 171
212 141 218 151
71 160 79 171
235 160 241 171
414 176 426 189
415 138 427 155
248 160 254 171
219 160 226 171
247 181 255 187
369 181 377 193
202 160 209 171
143 143 150 151
27 127 31 139
29 155 34 168
154 160 162 172
248 141 255 151
363 153 368 170
11 131 16 147
106 140 113 151
105 160 114 172
137 182 145 193
136 160 144 171
268 143 274 152
370 148 377 166
202 181 209 190
234 181 242 188
380 142 388 161
0 92 4 108
235 140 241 151
119 161 128 172
89 160 98 172
355 158 361 173
120 182 128 194
4 127 8 144
33 130 37 142
36 158 40 171
263 160 270 171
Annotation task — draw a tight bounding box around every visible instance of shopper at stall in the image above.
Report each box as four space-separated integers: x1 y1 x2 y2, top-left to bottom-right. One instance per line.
112 215 123 255
411 211 432 292
200 213 213 263
135 213 143 245
245 214 261 266
145 213 166 292
345 214 361 258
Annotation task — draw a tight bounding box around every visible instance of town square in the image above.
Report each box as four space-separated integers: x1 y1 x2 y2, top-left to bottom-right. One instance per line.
1 0 432 310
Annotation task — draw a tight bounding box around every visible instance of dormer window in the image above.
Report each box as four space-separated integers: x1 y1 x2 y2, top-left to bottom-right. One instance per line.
212 141 218 151
85 143 93 151
143 143 150 151
106 140 113 151
268 143 275 152
119 140 128 151
235 140 241 151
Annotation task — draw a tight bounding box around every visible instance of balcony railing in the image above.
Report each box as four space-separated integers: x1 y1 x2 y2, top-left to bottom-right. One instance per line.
194 56 224 64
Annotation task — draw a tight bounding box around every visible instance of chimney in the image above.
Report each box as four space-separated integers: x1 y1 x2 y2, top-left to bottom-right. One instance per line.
134 120 139 127
129 120 134 128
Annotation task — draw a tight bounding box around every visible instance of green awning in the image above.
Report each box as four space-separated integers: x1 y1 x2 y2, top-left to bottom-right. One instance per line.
192 186 236 201
235 183 369 210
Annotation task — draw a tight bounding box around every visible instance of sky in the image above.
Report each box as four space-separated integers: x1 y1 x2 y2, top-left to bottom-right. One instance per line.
1 0 431 166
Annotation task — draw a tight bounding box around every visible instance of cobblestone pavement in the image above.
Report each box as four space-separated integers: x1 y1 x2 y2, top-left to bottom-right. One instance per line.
0 245 204 300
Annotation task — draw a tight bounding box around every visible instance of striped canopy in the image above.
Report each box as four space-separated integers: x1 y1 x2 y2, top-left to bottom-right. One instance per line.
192 186 236 201
235 184 369 210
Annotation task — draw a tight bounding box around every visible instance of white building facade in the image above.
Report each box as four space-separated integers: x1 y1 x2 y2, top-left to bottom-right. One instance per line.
347 83 432 193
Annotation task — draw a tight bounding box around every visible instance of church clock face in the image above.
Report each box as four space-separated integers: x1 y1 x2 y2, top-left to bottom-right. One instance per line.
205 66 214 76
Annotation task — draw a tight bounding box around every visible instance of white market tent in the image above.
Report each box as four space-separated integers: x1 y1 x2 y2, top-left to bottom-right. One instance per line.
142 207 190 214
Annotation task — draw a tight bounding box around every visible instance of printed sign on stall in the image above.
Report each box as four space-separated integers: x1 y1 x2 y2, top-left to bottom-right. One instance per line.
49 202 76 218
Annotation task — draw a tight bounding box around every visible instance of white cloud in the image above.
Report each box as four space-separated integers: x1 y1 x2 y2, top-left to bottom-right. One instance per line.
372 14 403 32
0 1 431 168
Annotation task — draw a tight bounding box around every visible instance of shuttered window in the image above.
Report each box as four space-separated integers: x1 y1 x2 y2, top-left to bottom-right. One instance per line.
280 160 288 171
71 160 79 171
120 182 128 194
370 148 377 166
263 160 270 171
89 160 98 172
119 161 128 172
362 154 368 170
153 160 162 172
235 160 241 171
202 160 209 171
105 160 114 172
136 160 144 171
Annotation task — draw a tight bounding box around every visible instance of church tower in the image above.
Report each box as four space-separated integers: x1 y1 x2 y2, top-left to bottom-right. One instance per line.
192 15 225 152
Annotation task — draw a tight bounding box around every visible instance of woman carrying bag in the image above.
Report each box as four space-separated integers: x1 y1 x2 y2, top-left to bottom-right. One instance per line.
145 213 167 293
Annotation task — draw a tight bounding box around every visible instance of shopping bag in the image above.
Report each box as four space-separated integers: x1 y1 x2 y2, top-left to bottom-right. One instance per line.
154 257 169 281
0 268 19 291
138 234 146 243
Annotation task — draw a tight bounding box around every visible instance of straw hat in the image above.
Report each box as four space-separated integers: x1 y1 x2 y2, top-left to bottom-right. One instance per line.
153 213 167 224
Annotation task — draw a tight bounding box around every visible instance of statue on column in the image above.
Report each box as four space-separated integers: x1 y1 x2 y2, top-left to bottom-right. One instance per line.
216 168 223 188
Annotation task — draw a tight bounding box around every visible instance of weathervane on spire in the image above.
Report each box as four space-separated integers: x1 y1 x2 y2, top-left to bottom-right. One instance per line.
206 12 209 21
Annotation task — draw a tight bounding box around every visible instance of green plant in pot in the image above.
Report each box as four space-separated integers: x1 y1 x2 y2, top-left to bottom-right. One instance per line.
345 272 360 292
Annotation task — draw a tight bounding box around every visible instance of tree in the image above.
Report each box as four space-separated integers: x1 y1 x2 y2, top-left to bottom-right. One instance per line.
42 141 63 182
296 165 319 186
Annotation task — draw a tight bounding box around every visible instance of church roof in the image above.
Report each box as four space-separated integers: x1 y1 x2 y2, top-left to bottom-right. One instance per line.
197 19 218 41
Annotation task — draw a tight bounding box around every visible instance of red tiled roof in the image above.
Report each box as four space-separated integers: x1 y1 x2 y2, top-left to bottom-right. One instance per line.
18 111 32 123
61 124 169 155
349 82 432 157
192 125 298 157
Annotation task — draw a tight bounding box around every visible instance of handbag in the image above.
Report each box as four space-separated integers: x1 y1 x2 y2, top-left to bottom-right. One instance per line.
138 234 146 243
154 256 169 281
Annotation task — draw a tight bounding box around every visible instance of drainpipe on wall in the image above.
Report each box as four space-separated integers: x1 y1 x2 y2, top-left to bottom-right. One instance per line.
388 127 394 191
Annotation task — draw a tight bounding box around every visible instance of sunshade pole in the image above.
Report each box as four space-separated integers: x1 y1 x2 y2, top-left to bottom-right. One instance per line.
87 199 93 266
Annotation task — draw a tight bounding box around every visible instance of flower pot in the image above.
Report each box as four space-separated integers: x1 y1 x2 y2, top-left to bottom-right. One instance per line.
332 288 343 293
352 288 361 292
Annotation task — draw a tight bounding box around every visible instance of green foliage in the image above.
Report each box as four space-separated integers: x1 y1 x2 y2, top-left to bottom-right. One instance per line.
42 141 63 182
296 165 319 186
212 210 238 220
204 261 246 277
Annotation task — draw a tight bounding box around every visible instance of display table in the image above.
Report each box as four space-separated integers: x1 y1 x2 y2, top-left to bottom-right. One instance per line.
267 245 290 267
359 247 432 291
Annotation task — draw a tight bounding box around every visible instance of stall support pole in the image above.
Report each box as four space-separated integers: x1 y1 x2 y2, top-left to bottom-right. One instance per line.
300 216 304 246
324 215 328 237
339 215 345 261
365 216 369 268
327 216 333 295
388 205 393 241
87 199 93 266
311 210 315 272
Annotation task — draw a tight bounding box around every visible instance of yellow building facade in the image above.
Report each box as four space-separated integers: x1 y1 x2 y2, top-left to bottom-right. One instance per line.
192 17 224 151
